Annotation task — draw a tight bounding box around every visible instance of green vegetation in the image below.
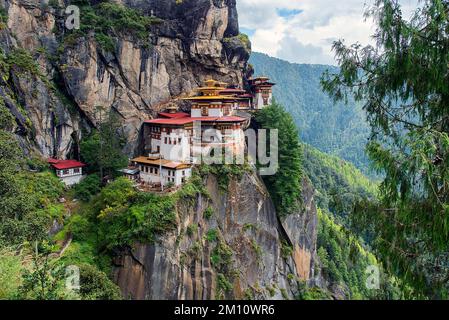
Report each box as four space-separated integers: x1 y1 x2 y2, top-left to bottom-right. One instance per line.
223 33 251 52
0 7 7 30
280 241 293 259
0 48 51 86
186 223 198 236
296 281 332 300
206 228 218 242
93 178 177 249
255 101 303 217
204 207 214 220
211 239 236 298
216 273 233 296
64 1 162 51
303 144 377 225
316 209 402 299
322 0 449 298
0 132 65 247
249 52 372 176
197 162 251 191
73 174 102 201
78 264 121 300
0 248 22 299
80 110 128 178
0 97 15 131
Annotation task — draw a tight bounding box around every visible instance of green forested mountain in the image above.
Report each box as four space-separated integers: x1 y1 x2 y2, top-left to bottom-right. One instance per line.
302 144 377 226
249 52 371 175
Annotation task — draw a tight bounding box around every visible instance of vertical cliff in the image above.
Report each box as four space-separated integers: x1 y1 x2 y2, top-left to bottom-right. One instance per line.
113 172 319 300
0 0 250 157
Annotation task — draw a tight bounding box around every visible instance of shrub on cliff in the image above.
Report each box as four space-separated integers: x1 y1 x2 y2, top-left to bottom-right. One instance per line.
91 178 177 249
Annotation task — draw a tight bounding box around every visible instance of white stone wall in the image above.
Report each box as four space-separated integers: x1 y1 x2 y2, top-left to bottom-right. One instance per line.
255 93 264 109
160 131 191 162
151 138 161 154
61 174 84 186
191 109 202 117
208 108 223 117
139 165 192 187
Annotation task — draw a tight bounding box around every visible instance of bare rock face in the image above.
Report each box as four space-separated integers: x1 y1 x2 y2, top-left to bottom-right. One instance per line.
113 173 319 300
1 0 250 157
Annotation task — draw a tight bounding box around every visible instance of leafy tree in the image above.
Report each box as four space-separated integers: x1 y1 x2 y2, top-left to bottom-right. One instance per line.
255 101 303 217
0 130 65 246
74 174 102 202
78 264 121 300
80 110 128 178
322 0 449 297
90 178 177 250
18 243 76 300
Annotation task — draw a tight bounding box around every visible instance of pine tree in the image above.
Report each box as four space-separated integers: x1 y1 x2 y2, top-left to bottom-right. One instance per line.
322 0 449 297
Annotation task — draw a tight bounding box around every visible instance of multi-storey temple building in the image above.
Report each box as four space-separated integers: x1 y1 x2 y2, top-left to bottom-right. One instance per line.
128 77 275 190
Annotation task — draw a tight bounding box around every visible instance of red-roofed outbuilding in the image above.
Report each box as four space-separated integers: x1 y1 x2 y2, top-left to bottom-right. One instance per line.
47 159 86 186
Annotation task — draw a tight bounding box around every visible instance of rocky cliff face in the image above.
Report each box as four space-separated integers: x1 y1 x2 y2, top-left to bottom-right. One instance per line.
0 0 250 157
113 172 319 300
1 0 322 300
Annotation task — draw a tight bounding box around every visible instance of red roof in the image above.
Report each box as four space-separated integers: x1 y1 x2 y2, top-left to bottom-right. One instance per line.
48 159 87 170
145 116 247 126
158 112 190 119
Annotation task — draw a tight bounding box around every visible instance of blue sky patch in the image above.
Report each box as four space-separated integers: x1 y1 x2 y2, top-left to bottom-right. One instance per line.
240 27 256 37
276 8 303 18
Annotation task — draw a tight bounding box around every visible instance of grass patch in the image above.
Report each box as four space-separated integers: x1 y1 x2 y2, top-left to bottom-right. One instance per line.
62 2 162 52
206 229 218 242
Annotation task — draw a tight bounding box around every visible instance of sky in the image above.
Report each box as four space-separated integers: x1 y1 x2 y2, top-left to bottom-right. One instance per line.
237 0 419 65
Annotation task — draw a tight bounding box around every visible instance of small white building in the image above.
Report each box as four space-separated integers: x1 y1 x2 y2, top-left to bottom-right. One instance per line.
249 77 275 110
48 159 86 186
132 156 192 187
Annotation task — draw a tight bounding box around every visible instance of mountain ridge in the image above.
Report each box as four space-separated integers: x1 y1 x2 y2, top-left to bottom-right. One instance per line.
249 52 372 176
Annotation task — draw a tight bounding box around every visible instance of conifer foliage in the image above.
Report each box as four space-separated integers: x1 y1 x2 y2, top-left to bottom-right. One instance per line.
255 101 303 217
322 0 449 297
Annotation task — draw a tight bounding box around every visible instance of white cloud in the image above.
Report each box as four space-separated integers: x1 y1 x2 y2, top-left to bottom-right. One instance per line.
237 0 420 65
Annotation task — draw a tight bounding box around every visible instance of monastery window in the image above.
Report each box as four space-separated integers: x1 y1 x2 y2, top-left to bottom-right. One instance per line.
174 139 177 145
164 137 168 144
63 170 70 175
202 106 208 116
155 168 159 175
73 168 80 174
178 138 182 144
150 168 153 174
182 170 185 176
145 167 149 173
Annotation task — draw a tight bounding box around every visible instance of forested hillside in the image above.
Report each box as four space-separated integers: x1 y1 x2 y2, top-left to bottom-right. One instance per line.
302 144 377 226
249 52 371 176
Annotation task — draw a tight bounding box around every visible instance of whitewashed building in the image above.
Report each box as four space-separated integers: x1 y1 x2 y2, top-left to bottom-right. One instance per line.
249 77 275 110
48 159 86 186
131 156 192 187
127 78 274 191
